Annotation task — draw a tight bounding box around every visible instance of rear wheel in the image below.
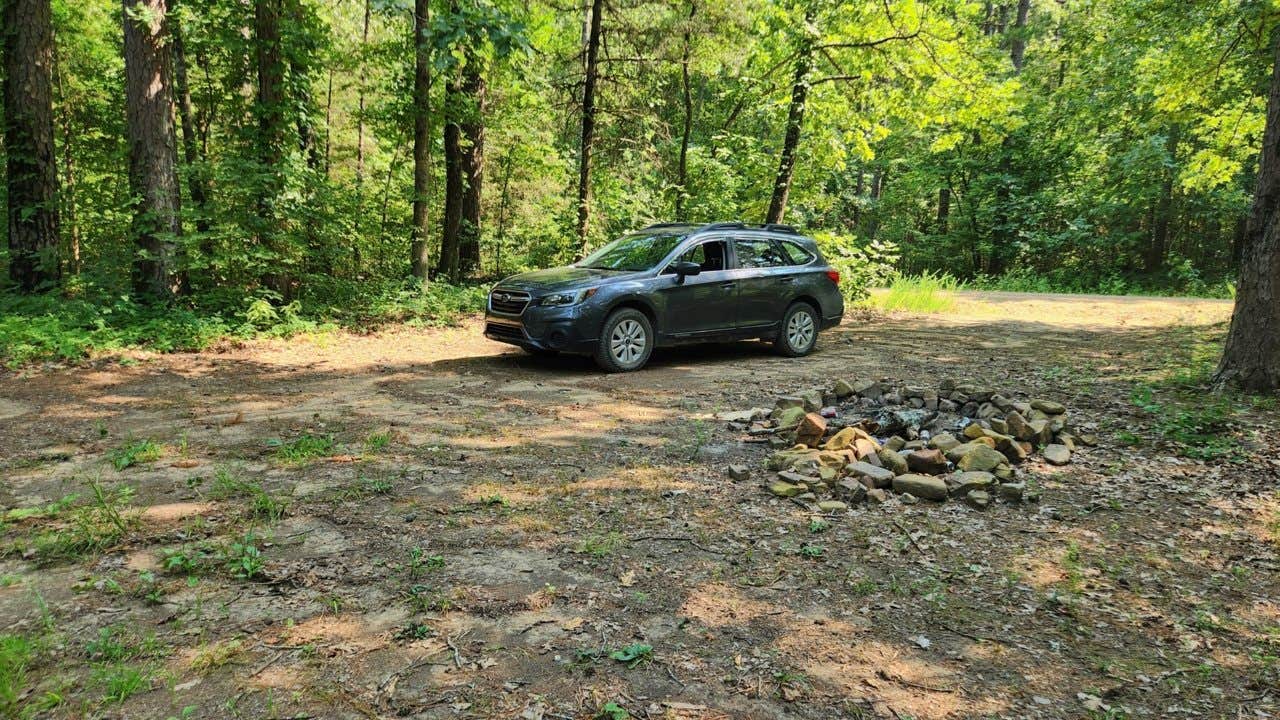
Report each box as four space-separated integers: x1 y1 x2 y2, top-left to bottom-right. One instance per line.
595 308 654 372
774 302 818 357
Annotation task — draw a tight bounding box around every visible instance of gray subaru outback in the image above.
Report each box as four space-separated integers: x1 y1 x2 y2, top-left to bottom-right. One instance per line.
484 221 845 372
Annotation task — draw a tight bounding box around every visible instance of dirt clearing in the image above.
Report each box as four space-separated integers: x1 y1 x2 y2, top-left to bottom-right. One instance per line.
2 291 1277 720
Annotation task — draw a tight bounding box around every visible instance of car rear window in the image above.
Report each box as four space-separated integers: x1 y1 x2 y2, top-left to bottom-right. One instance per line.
779 240 815 265
734 239 788 268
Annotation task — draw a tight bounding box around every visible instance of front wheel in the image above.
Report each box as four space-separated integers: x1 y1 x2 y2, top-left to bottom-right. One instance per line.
774 302 818 357
595 308 654 372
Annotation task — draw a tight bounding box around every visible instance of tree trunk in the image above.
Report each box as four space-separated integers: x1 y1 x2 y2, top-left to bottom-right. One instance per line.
171 5 209 234
3 0 61 291
53 39 80 275
356 0 370 194
1009 0 1030 71
438 68 464 282
576 0 603 253
937 185 951 235
765 11 813 225
255 0 290 294
495 150 513 278
410 0 431 283
1215 29 1280 393
674 0 695 221
457 65 485 275
1146 127 1180 274
123 0 185 298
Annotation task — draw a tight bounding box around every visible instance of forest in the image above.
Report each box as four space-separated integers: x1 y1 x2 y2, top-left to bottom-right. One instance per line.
0 0 1274 362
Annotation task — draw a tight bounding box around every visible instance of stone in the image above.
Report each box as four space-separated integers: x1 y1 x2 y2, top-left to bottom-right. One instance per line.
774 395 804 412
1078 434 1098 447
1028 408 1050 423
996 436 1028 463
988 418 1009 435
993 464 1015 481
823 426 860 451
882 392 903 405
964 490 991 509
876 448 910 476
977 402 1001 419
774 406 807 430
1005 411 1034 441
818 500 848 512
1010 401 1031 415
948 470 996 497
1057 433 1077 451
833 379 857 398
900 493 919 505
923 391 939 410
847 461 895 488
908 397 925 409
939 378 957 392
960 401 980 416
996 482 1025 502
1031 399 1066 415
794 412 828 447
835 479 867 503
817 465 839 483
906 448 949 475
727 464 751 481
853 437 879 459
892 473 948 501
990 394 1013 411
938 399 959 413
1042 443 1071 465
929 433 961 453
944 442 986 464
962 422 987 440
867 488 890 504
956 444 1007 472
1028 418 1053 446
796 492 817 502
884 436 906 452
857 380 884 401
769 480 806 498
800 389 824 412
903 439 926 450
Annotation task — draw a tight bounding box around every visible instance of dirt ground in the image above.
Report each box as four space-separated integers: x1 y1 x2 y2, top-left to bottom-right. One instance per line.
1 291 1277 720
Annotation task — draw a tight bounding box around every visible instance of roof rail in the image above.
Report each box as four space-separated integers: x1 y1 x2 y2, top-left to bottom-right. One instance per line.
701 221 745 231
761 223 798 234
641 222 692 230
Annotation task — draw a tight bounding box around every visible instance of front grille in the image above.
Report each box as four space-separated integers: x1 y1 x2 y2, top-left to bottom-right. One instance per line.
489 289 531 315
486 322 525 342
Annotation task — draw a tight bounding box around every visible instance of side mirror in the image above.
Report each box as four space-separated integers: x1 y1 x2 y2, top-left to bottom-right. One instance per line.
671 261 702 278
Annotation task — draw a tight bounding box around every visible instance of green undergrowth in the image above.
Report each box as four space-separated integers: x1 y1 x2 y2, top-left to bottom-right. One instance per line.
0 279 487 368
969 266 1235 299
872 271 963 313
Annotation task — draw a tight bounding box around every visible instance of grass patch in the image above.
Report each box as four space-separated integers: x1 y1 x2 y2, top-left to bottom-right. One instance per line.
873 271 962 313
0 634 33 717
207 468 289 522
160 533 267 580
269 434 335 462
108 439 163 471
9 482 138 563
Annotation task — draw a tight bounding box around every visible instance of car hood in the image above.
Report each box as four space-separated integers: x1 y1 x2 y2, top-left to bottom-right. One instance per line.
497 266 643 292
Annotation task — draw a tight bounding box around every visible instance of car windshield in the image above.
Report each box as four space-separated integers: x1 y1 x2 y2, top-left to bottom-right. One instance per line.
578 231 686 272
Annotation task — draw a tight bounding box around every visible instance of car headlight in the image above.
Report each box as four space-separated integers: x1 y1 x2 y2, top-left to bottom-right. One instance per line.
539 288 597 307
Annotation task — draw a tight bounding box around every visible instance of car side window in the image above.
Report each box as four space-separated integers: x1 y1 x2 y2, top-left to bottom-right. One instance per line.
663 240 727 273
779 240 815 265
734 238 787 269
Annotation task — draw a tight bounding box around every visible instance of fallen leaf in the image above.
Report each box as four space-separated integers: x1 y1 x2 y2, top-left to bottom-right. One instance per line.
619 570 636 587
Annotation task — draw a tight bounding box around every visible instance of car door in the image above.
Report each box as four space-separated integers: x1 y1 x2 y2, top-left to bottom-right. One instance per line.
731 236 791 331
655 238 737 337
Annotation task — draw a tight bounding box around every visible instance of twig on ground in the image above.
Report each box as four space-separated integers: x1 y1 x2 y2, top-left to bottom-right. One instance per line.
631 534 725 555
892 520 928 554
938 622 1004 644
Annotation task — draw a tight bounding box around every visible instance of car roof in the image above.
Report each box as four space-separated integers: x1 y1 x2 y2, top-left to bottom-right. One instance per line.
638 221 812 244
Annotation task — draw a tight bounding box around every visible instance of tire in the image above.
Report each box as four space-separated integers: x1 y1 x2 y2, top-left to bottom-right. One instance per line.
774 301 819 357
595 308 654 372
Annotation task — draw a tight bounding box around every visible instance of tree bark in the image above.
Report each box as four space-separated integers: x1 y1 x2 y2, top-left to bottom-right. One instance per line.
171 4 209 234
765 11 814 225
124 0 186 298
438 66 463 282
410 0 432 283
457 65 485 275
576 0 603 253
1009 0 1030 71
3 0 61 291
1215 29 1280 393
53 38 80 275
937 186 951 235
674 0 695 221
356 0 370 194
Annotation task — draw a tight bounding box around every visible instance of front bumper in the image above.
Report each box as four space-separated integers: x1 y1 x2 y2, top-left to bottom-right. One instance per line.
484 300 600 354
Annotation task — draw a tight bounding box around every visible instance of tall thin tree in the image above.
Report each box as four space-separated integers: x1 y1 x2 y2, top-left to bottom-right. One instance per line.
575 0 603 253
124 0 186 298
410 0 432 282
2 0 61 291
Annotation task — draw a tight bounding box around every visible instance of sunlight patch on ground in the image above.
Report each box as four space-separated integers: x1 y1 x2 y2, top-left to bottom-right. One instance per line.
678 583 783 628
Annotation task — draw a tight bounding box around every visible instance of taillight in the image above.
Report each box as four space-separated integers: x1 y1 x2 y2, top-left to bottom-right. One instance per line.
825 269 840 285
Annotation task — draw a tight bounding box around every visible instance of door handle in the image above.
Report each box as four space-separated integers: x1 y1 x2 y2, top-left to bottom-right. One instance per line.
778 277 795 284
720 282 736 290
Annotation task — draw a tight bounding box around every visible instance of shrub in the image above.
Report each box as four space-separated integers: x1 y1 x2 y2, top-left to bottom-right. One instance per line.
874 272 964 313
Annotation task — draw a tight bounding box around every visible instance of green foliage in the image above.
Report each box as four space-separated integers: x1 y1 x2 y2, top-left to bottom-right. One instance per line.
0 634 33 717
812 233 898 302
597 702 630 720
874 272 963 313
108 439 162 470
269 434 335 463
608 643 653 668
